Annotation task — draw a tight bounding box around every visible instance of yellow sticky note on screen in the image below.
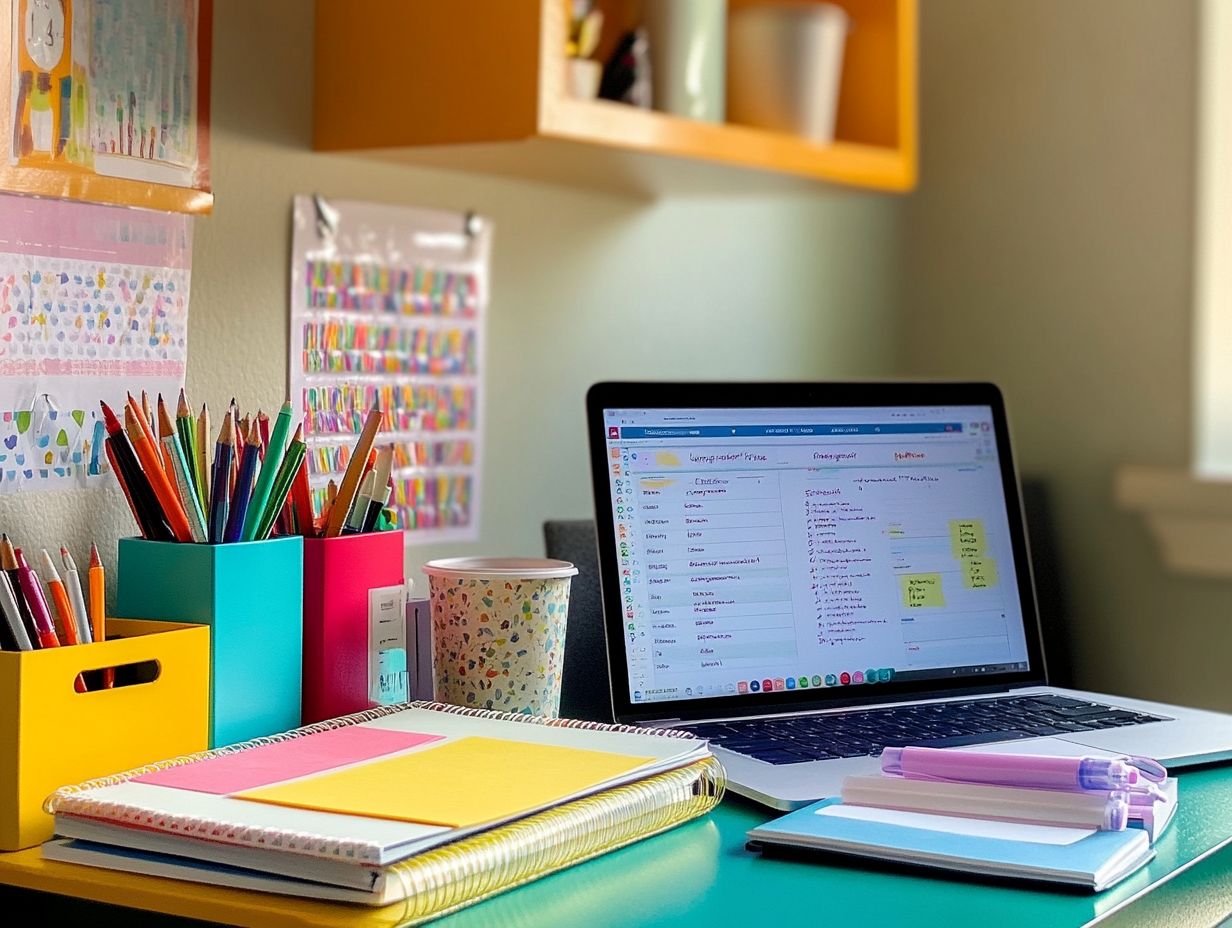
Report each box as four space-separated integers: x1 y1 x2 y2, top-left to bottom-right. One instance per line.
235 737 653 828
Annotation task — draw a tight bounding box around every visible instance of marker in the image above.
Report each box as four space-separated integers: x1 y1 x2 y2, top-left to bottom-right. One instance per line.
343 470 377 535
1 533 38 646
0 571 33 650
16 548 59 648
363 480 394 533
41 550 86 691
360 446 394 533
40 548 79 645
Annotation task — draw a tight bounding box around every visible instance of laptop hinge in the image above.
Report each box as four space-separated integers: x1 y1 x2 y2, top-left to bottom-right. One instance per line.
638 718 683 726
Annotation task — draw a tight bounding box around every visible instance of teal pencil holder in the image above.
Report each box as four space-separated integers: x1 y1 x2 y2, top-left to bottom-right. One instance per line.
115 536 304 748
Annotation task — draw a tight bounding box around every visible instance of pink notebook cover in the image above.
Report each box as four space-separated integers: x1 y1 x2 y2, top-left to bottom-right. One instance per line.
134 726 444 795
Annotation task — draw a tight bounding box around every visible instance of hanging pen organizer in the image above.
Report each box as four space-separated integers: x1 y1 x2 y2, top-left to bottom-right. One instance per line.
0 619 209 850
116 536 303 748
301 531 405 725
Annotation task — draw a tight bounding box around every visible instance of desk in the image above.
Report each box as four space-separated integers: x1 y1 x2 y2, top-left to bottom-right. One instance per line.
3 767 1232 928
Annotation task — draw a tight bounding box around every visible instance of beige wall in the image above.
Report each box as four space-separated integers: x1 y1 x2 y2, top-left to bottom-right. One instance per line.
0 1 900 593
10 1 1216 712
902 0 1232 709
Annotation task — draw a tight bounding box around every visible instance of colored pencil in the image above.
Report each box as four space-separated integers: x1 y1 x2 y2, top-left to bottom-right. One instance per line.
254 423 307 541
224 419 263 544
243 401 293 541
89 543 112 687
229 399 240 489
125 406 194 543
258 411 271 460
177 389 202 505
102 401 173 542
208 413 234 545
159 400 208 543
127 391 158 456
317 479 338 535
196 402 211 512
103 424 152 539
325 405 382 537
291 456 314 537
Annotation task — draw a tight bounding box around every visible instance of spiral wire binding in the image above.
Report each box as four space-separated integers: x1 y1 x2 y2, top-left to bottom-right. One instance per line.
45 701 707 867
387 756 724 925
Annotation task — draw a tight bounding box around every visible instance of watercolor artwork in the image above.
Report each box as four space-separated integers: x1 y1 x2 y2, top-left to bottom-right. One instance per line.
0 191 191 491
8 0 210 192
289 196 489 543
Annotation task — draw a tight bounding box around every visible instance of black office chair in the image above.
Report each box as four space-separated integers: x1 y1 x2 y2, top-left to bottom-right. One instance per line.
544 520 614 721
546 482 1073 722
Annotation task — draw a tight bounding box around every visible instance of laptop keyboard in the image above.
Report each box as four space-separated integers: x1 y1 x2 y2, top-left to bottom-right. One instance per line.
679 695 1173 765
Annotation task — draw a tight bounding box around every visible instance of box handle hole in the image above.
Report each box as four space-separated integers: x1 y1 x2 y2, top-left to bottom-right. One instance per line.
76 658 161 692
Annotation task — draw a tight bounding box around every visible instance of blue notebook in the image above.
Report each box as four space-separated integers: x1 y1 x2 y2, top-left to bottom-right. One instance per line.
747 799 1154 892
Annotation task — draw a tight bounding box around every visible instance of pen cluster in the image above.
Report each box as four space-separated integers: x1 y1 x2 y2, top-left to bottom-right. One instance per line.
0 534 110 687
101 390 394 544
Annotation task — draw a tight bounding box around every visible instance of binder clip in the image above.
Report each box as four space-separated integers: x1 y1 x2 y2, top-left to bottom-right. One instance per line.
312 194 340 239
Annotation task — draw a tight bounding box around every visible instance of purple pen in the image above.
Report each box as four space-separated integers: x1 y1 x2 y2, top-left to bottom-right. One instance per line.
880 746 1154 792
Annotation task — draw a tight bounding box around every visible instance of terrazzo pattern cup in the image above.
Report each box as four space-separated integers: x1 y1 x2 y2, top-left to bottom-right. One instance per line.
423 558 578 717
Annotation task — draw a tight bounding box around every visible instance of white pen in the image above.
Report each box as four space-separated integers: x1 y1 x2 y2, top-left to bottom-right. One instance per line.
60 547 93 644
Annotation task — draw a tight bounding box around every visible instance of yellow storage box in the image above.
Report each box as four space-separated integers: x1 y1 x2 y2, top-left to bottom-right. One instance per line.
0 618 210 850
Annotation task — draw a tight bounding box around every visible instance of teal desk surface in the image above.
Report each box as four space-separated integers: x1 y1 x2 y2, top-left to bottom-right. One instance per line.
3 767 1232 928
434 766 1232 928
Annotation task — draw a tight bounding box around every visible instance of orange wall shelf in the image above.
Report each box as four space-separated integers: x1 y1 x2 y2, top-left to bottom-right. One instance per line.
314 0 917 196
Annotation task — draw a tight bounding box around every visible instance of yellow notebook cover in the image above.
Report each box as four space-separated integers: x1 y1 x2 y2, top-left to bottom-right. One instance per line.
236 737 653 828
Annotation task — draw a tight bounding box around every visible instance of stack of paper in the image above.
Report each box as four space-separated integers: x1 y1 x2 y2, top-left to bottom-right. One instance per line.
748 798 1155 891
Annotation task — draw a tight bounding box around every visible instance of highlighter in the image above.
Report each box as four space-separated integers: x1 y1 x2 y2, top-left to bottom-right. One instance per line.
16 548 59 648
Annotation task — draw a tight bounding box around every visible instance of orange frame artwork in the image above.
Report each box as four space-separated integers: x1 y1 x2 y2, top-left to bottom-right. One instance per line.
0 0 211 213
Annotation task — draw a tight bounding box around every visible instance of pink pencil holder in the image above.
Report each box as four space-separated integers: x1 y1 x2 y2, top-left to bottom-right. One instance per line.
301 532 406 724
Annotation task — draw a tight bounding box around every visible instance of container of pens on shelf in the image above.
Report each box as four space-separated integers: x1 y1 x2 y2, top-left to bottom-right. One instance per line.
107 390 305 748
300 406 407 724
0 534 209 850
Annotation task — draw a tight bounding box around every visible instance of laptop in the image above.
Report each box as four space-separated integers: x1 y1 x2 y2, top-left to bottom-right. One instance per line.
586 381 1232 809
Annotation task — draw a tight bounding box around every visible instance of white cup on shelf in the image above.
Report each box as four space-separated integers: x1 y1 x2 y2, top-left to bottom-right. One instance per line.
727 2 850 144
642 0 727 123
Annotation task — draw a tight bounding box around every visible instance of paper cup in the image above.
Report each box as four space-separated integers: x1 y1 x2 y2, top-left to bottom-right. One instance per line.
424 558 578 717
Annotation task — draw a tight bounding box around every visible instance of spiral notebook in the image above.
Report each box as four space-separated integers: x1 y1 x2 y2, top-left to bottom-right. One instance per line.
43 702 721 913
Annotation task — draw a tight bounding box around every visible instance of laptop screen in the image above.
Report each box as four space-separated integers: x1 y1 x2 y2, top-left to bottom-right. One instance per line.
597 400 1034 711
